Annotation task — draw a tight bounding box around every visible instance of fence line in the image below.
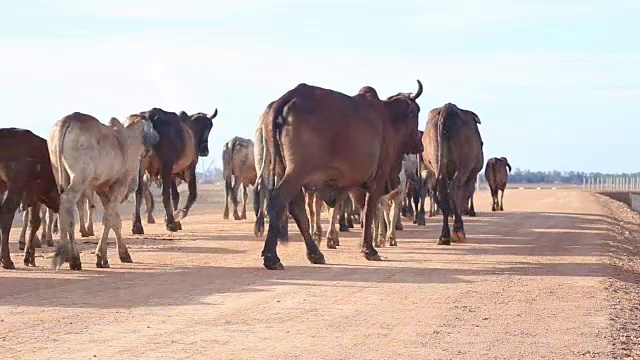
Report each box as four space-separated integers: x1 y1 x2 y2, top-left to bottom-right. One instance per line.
582 176 640 190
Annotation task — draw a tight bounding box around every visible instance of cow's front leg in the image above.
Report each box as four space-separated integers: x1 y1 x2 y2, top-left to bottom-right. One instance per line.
174 167 198 229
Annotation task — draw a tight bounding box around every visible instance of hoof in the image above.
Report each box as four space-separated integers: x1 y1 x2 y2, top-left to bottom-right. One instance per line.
233 213 241 221
147 216 156 224
347 218 354 228
96 255 110 268
222 211 229 220
389 238 398 247
326 242 337 249
2 258 15 270
467 211 476 217
437 237 452 246
80 231 92 238
254 221 265 237
263 254 284 270
69 258 82 271
338 223 349 232
166 223 179 232
46 239 55 247
307 251 326 265
18 241 25 251
363 251 382 261
395 223 403 231
174 209 188 222
119 253 133 263
175 221 183 231
23 259 36 267
132 223 145 235
452 231 466 243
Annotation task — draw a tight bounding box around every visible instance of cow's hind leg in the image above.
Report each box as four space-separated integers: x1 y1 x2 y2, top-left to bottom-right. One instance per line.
388 198 402 246
77 196 91 237
143 181 156 224
451 177 467 243
131 167 146 235
362 189 383 261
499 188 505 211
436 179 452 245
43 208 55 247
289 189 325 265
262 175 323 270
231 179 241 220
23 204 42 267
326 193 345 249
240 183 249 220
170 180 182 230
53 185 82 271
0 190 21 269
306 192 322 244
18 207 29 250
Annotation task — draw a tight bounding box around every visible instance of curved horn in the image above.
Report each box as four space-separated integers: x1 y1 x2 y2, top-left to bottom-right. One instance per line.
209 108 218 120
410 79 423 100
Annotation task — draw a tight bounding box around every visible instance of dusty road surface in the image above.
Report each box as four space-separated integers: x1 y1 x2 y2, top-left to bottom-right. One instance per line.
1 186 639 359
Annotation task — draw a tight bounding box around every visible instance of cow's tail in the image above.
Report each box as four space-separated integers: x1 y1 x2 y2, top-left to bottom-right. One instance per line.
253 112 268 218
436 105 451 183
222 139 237 205
56 118 72 195
267 91 295 193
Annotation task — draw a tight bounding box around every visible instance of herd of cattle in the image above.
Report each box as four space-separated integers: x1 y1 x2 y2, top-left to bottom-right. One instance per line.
0 80 513 271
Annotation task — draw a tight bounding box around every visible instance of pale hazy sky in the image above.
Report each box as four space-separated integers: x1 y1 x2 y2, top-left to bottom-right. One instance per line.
1 0 638 173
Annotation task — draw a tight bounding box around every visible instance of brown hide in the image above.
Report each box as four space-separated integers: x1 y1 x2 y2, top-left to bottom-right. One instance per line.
421 102 484 244
260 80 424 270
484 157 511 192
0 128 60 269
0 128 60 213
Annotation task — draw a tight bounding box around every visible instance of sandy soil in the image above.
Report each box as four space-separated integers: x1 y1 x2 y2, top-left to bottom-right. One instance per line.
1 186 639 359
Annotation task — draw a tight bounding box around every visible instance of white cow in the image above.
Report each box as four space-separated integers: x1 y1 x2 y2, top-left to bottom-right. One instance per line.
48 112 158 270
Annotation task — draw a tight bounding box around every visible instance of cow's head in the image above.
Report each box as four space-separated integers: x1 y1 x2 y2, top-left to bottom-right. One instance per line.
385 80 424 155
183 109 216 157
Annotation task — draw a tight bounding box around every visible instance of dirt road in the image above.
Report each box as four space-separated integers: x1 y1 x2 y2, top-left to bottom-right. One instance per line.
1 188 638 359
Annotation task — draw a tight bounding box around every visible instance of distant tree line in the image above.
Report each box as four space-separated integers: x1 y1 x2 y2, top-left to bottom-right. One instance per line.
195 163 639 186
479 168 640 184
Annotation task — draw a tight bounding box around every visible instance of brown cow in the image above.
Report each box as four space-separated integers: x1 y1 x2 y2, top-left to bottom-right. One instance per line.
485 157 512 211
222 136 256 220
0 128 60 269
131 108 215 234
422 103 483 245
49 112 158 270
258 80 424 270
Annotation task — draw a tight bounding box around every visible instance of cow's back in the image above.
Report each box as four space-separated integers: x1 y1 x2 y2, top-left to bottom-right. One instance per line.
274 85 388 188
0 128 52 181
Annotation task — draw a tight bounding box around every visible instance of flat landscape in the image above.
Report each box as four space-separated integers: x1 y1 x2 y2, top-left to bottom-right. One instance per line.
1 185 639 359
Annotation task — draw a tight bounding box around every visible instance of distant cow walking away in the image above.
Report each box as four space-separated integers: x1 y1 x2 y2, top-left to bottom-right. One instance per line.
222 136 257 220
0 128 60 269
373 156 410 247
131 108 215 235
258 80 424 270
49 112 158 270
422 103 484 245
485 157 512 211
